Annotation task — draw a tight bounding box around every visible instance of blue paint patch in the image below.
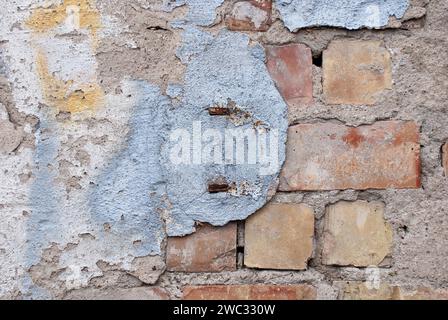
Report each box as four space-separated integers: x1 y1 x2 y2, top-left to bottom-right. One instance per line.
27 118 64 268
163 29 288 236
90 82 169 255
20 274 52 299
166 83 184 99
175 27 214 63
250 44 266 62
275 0 409 31
25 116 64 297
24 0 289 297
92 29 288 237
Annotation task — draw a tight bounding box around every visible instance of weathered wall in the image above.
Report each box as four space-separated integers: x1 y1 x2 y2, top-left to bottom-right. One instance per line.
0 0 447 300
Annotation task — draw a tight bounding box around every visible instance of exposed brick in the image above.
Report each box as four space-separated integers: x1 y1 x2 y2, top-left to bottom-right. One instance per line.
64 287 170 300
442 142 448 176
166 223 237 272
244 203 314 270
279 121 421 191
402 287 448 300
266 44 313 106
322 201 393 267
183 285 316 300
226 0 272 32
323 40 392 105
339 282 401 300
340 282 448 300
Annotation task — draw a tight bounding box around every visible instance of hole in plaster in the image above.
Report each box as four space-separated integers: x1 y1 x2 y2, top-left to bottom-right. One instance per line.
313 52 323 67
208 183 230 193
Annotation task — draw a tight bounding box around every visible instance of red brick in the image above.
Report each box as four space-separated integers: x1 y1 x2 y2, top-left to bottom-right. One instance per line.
166 223 237 272
266 44 313 106
226 0 272 32
279 121 421 191
183 285 316 300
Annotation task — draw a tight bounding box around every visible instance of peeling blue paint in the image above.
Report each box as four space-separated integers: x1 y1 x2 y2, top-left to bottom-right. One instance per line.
166 83 184 99
91 29 288 237
175 27 214 64
275 0 409 31
27 1 288 283
25 116 63 297
27 118 63 268
182 0 224 26
90 82 169 255
21 274 52 299
163 29 288 236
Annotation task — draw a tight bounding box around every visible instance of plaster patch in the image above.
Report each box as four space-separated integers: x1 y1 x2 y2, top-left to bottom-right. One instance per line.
170 0 224 27
27 118 65 269
231 1 269 29
90 81 169 255
35 50 103 113
93 29 288 237
166 83 184 99
27 0 104 113
24 81 168 294
132 0 186 12
175 27 214 63
275 0 409 31
26 0 101 38
164 29 288 235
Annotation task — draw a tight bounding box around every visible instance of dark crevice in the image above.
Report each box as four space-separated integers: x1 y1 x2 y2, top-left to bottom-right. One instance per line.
208 183 230 193
146 26 170 32
312 52 323 67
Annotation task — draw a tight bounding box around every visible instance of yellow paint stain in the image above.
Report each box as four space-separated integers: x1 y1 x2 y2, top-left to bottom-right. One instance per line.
26 0 101 39
27 0 104 113
36 50 103 113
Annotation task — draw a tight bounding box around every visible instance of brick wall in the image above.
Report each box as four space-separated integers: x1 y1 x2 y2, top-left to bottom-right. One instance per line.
1 0 448 300
160 0 448 301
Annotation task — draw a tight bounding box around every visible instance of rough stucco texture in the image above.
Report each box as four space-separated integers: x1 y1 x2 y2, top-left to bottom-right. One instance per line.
1 0 448 300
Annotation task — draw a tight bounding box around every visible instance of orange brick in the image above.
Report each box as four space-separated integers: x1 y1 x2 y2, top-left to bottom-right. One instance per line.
322 201 393 267
323 40 392 105
244 203 314 270
183 285 316 300
166 223 237 272
279 121 421 191
266 44 313 106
